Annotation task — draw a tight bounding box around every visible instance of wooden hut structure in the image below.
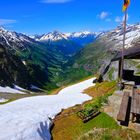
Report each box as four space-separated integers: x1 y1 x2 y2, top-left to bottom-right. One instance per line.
112 43 140 85
111 41 140 124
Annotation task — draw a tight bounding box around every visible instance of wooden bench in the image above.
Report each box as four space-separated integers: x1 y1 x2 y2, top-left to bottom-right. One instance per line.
117 91 130 122
131 89 140 122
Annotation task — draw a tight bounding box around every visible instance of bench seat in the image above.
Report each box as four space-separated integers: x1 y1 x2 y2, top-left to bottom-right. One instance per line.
117 91 130 122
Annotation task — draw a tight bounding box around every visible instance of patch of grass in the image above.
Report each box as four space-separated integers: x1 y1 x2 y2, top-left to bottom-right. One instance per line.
52 112 120 140
57 68 92 87
135 72 140 76
84 93 111 111
84 81 117 98
79 128 140 140
83 81 117 112
0 99 14 105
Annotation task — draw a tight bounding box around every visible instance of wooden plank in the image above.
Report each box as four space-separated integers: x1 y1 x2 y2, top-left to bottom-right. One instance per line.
124 91 130 97
136 94 140 114
131 90 137 113
138 95 140 114
132 90 136 111
131 89 140 115
117 91 130 121
131 94 134 113
136 94 139 114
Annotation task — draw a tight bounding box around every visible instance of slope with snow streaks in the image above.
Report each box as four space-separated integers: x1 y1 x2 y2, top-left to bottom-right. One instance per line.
0 86 26 94
0 77 95 140
104 23 140 51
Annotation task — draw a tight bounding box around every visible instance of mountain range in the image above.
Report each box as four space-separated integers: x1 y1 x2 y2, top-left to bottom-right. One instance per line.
32 31 102 56
0 23 140 90
0 27 66 89
33 30 101 46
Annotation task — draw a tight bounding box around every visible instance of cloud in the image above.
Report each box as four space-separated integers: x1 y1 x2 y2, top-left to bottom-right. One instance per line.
115 14 129 23
0 19 17 25
98 12 109 20
41 0 72 4
122 14 129 21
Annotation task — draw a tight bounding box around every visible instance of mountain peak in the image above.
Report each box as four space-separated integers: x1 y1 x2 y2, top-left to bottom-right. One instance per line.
35 30 102 46
40 30 68 41
0 26 8 33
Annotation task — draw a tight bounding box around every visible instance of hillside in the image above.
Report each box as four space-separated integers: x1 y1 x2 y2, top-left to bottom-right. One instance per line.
0 44 29 87
57 23 140 85
0 28 66 90
1 23 140 90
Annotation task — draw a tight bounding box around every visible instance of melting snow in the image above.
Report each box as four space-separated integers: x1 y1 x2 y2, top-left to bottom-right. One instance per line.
0 77 95 140
0 86 26 94
0 98 9 103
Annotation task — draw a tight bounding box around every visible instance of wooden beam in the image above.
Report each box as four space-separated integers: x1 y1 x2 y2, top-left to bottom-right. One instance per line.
118 60 122 81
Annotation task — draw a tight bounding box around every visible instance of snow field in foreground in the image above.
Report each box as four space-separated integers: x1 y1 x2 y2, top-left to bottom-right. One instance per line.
0 77 96 140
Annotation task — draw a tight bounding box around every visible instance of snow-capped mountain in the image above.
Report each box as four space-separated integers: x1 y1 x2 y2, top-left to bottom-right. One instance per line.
40 31 68 42
66 31 98 38
36 31 84 55
0 27 37 51
102 23 140 51
35 30 102 46
67 31 103 46
30 34 43 40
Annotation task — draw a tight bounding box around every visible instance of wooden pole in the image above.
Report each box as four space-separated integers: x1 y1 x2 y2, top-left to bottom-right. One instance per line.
120 9 127 84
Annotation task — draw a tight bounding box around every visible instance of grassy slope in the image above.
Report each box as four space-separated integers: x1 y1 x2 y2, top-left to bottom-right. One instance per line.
80 128 140 140
16 42 66 90
58 35 140 86
52 81 140 140
52 81 119 140
52 112 120 140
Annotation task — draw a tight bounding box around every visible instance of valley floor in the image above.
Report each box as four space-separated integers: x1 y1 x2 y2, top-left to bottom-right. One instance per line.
0 77 95 140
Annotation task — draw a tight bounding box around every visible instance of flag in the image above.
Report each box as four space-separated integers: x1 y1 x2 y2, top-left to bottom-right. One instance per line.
122 0 130 11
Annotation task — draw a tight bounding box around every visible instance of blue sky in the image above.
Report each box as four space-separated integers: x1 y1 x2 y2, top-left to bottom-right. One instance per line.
0 0 139 35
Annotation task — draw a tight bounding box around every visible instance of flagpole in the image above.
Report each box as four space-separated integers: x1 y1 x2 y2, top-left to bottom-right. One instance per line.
120 8 127 85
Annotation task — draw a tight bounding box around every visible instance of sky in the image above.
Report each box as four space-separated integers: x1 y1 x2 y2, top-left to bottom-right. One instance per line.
0 0 139 35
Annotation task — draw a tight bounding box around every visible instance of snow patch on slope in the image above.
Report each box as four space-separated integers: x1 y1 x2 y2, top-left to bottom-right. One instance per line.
40 31 68 41
0 98 9 103
0 86 26 94
104 23 140 50
0 77 95 140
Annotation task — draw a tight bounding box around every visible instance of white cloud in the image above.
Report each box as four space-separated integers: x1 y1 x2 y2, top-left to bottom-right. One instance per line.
115 14 129 23
0 19 17 25
122 14 129 21
98 12 109 20
41 0 72 4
